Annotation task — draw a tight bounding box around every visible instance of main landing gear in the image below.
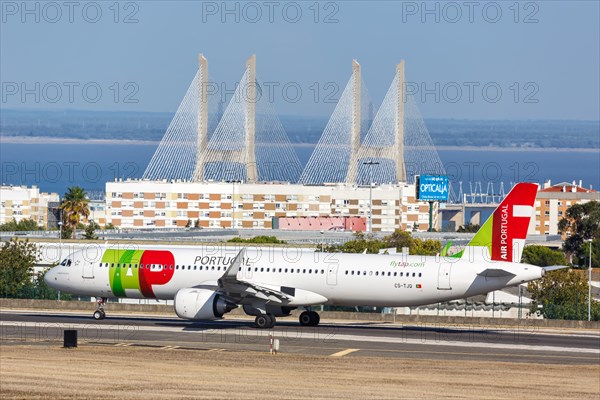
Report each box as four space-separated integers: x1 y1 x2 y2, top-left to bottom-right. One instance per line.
93 297 107 320
299 311 320 327
254 314 276 329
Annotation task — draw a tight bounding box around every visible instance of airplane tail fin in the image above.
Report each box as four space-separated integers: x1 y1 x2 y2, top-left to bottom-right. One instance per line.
456 182 538 262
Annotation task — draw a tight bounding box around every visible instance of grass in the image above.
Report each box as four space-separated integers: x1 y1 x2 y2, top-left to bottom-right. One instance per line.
1 344 598 399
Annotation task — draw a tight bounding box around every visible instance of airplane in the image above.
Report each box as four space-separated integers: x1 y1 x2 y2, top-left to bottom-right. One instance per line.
45 182 558 329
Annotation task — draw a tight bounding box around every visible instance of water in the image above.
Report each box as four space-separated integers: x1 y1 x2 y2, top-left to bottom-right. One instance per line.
1 142 598 195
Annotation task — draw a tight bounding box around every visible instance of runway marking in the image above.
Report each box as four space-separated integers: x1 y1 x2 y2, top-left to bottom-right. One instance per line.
114 343 131 347
330 348 360 357
160 345 180 350
208 348 226 352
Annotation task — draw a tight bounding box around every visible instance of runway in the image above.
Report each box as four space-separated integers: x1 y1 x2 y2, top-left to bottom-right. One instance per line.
1 310 599 365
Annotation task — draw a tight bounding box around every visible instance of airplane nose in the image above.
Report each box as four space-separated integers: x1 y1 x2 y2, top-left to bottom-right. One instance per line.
44 268 58 288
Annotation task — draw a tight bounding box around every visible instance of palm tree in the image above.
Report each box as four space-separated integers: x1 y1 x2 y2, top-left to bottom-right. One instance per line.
60 186 90 239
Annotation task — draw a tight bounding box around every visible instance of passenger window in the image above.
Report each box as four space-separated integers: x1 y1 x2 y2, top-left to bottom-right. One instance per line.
188 265 191 270
309 269 312 274
321 270 324 274
412 272 416 277
375 272 379 276
369 271 373 276
351 271 355 275
345 271 348 275
418 272 422 277
194 266 197 270
394 272 397 277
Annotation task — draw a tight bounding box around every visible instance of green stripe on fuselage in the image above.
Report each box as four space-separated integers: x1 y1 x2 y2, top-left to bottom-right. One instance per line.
102 249 144 297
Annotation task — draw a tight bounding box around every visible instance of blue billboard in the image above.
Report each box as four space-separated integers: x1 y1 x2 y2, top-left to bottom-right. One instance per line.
416 175 449 202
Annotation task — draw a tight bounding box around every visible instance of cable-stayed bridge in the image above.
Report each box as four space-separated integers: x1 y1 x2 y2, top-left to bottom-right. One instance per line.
143 54 445 187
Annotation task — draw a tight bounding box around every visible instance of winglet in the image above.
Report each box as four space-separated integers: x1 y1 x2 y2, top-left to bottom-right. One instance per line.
219 248 245 287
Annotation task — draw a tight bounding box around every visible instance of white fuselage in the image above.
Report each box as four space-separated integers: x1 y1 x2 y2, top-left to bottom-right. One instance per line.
46 244 544 308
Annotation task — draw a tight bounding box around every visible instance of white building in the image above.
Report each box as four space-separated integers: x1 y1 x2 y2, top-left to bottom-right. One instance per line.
0 185 60 228
105 180 436 232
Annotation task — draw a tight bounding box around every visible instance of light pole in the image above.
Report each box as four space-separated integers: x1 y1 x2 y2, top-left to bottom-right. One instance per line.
363 160 380 233
232 180 236 230
320 230 324 252
58 221 62 259
57 220 62 301
588 239 593 321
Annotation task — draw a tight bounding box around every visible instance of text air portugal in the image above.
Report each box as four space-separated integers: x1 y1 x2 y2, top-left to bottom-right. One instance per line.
491 183 538 261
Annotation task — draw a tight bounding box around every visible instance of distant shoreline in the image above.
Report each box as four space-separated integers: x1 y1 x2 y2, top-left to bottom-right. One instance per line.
1 135 598 153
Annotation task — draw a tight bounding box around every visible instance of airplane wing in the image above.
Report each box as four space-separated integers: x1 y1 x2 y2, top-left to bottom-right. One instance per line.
216 248 294 305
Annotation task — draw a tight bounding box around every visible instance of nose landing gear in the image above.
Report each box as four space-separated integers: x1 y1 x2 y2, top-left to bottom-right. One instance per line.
93 297 107 320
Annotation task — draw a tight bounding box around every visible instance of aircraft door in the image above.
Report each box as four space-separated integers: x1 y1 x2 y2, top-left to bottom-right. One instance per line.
326 263 338 285
82 260 95 279
437 263 452 290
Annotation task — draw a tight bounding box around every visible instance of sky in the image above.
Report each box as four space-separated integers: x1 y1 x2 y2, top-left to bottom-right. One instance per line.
1 1 599 120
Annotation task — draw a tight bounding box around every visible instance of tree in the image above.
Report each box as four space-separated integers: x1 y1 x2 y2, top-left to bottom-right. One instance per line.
382 229 442 256
383 230 412 251
457 224 480 233
528 269 599 320
83 221 100 240
0 239 39 297
228 236 286 244
558 201 600 268
60 186 90 240
104 223 116 230
0 218 42 232
60 224 74 240
521 245 568 267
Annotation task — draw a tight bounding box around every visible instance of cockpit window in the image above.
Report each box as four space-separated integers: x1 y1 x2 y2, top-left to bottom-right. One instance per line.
59 259 72 267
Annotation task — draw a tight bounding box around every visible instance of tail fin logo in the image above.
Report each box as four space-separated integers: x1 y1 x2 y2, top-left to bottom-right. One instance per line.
460 182 538 263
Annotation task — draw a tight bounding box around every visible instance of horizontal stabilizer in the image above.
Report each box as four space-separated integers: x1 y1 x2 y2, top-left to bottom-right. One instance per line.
477 268 517 278
542 265 570 272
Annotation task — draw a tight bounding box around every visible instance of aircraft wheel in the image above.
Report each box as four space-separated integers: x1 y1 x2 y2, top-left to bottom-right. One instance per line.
93 310 105 320
255 314 271 329
299 311 312 326
266 314 276 328
309 311 320 326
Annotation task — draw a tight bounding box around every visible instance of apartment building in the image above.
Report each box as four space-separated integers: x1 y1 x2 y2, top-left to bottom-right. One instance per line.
530 181 599 236
0 185 60 228
105 180 436 232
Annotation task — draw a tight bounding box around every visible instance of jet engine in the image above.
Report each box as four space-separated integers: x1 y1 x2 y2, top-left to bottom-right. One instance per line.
174 288 237 320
